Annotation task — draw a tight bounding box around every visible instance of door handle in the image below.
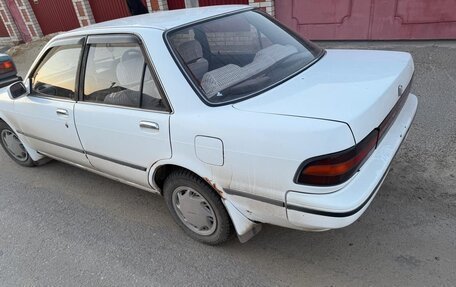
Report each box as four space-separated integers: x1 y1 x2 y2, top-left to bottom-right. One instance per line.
56 109 69 116
140 121 159 131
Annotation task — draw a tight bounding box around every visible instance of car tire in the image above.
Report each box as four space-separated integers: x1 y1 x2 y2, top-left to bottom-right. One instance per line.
0 120 36 167
163 170 233 245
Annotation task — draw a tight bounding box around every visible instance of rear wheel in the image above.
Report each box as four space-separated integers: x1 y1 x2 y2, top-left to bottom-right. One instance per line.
163 170 233 245
0 121 35 167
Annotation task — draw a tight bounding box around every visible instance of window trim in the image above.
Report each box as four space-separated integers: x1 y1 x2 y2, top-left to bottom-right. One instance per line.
139 63 146 108
78 33 172 113
86 34 139 45
163 8 326 107
29 37 86 101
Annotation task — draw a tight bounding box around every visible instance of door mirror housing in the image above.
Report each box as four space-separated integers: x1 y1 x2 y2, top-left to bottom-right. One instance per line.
8 81 27 99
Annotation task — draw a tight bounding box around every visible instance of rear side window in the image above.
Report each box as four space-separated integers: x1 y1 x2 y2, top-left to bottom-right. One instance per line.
32 45 82 99
83 43 167 111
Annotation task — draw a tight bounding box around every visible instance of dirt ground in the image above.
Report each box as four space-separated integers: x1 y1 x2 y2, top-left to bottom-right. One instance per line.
6 33 58 78
0 38 455 286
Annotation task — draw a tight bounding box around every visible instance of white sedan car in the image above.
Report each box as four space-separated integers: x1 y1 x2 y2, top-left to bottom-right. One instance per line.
0 6 417 244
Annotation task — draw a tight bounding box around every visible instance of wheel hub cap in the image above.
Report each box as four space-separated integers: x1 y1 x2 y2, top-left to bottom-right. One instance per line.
172 187 217 236
1 129 28 161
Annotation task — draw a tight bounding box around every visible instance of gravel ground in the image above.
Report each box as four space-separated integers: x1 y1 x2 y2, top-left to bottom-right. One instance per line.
0 39 455 286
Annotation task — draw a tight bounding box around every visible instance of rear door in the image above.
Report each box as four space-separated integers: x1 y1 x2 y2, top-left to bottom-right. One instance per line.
74 35 172 188
14 37 90 166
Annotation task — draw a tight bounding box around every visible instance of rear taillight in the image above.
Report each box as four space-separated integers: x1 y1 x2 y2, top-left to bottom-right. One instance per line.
295 130 378 186
296 79 412 186
0 60 16 74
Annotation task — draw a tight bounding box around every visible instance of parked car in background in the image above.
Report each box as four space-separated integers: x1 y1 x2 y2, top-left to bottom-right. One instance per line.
0 5 417 245
0 53 21 88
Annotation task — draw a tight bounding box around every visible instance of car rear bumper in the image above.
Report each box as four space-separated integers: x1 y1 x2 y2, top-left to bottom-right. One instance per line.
285 93 418 230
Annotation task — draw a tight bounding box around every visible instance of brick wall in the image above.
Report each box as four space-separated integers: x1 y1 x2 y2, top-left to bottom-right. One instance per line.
153 0 168 11
0 0 21 44
249 0 274 16
72 0 95 27
147 0 168 12
14 0 42 40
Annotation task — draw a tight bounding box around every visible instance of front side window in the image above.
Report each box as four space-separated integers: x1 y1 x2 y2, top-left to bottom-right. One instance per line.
167 10 323 104
83 42 166 111
32 45 82 99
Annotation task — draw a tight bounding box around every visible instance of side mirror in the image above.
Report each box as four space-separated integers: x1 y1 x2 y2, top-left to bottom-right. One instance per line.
8 81 27 99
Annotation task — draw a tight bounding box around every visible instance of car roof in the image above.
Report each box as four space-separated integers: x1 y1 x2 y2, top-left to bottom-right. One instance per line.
71 5 250 33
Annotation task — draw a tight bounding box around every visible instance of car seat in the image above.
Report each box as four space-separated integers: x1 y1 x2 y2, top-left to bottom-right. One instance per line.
177 40 209 81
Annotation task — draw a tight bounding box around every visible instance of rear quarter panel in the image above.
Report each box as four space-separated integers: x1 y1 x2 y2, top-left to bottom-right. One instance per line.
182 107 354 195
142 27 355 209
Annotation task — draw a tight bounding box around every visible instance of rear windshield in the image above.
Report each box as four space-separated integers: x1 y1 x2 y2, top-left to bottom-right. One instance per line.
166 10 324 105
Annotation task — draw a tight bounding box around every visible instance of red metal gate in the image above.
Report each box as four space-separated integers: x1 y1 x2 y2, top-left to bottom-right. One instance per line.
0 20 9 37
276 0 456 40
89 0 147 23
370 0 456 39
167 0 185 10
28 0 80 35
199 0 248 6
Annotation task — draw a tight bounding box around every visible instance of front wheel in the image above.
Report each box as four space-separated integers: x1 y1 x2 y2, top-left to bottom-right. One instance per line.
163 170 233 245
0 121 35 167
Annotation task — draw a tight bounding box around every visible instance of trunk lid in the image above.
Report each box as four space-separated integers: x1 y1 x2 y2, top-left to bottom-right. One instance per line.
233 49 414 142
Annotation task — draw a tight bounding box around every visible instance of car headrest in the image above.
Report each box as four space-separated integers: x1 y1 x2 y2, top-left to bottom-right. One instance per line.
116 49 144 86
178 40 204 64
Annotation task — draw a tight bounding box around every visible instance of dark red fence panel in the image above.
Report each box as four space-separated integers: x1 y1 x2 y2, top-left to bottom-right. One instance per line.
167 0 185 10
28 0 80 35
275 0 371 40
0 20 9 37
199 0 248 6
370 0 456 40
89 0 148 23
276 0 456 40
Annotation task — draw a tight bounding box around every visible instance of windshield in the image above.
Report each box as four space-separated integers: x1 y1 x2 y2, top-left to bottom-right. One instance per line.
166 10 324 105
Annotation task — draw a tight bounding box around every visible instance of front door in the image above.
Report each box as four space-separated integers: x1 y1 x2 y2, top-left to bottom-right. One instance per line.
15 38 89 166
74 35 172 188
